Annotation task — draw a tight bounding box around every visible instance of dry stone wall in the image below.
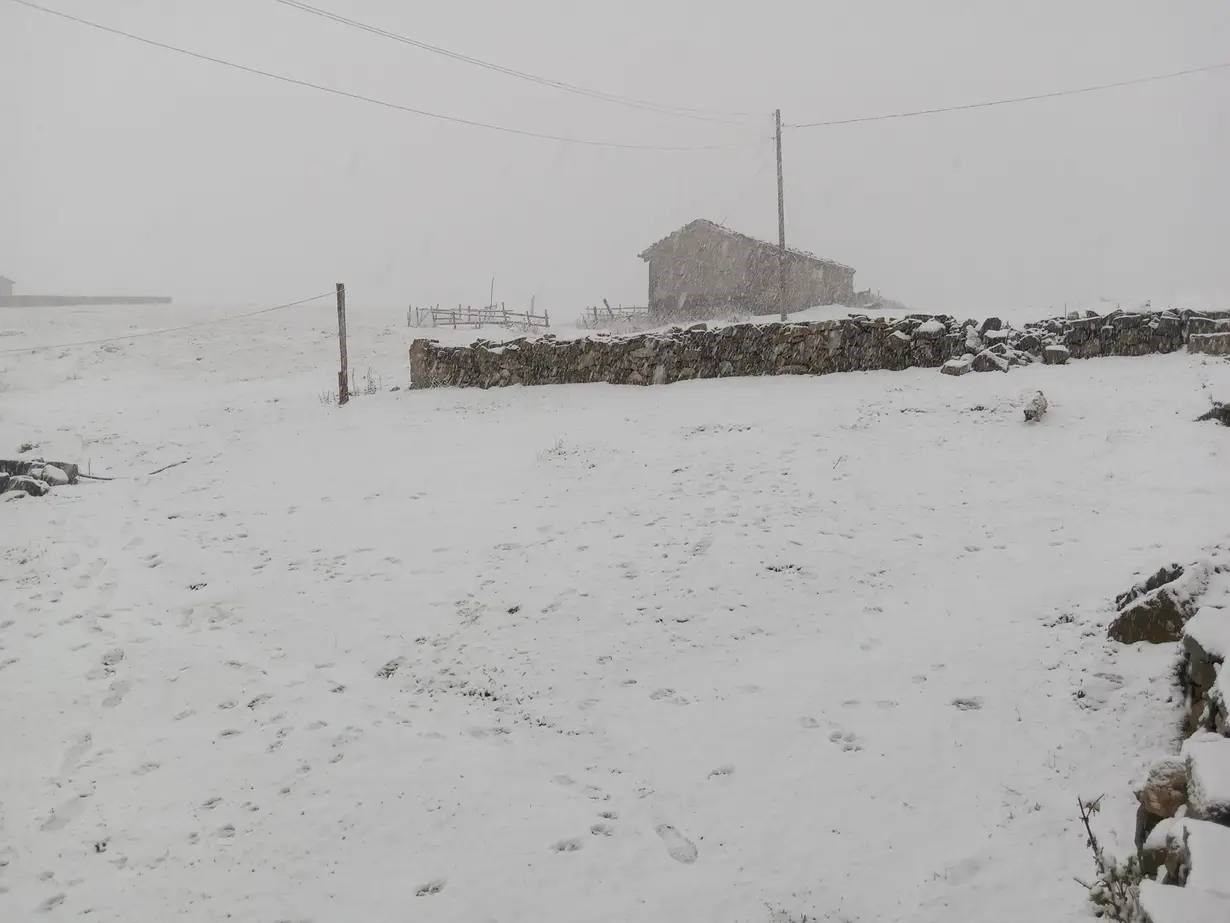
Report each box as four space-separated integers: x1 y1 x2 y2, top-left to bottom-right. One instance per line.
409 308 1230 390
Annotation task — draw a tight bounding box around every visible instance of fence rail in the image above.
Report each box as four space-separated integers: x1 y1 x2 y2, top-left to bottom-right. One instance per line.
408 304 550 330
582 304 650 326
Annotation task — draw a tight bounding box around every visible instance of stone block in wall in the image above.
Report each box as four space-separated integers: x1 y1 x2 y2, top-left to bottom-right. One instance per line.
1183 589 1230 735
941 356 973 376
1042 344 1070 365
1189 333 1230 356
1188 316 1230 336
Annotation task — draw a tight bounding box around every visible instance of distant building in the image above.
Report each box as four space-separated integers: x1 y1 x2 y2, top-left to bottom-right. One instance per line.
638 219 855 321
0 277 13 298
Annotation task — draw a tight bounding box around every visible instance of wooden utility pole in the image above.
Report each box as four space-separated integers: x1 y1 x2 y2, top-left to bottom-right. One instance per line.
336 282 349 405
489 276 495 310
776 108 787 322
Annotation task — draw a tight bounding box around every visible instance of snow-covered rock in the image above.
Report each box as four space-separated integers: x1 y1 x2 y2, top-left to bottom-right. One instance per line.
971 350 1009 373
1183 731 1230 825
3 475 49 497
1139 879 1230 923
1043 344 1070 365
940 356 972 376
1023 391 1048 422
1137 758 1189 820
1141 817 1230 888
36 464 70 486
1183 572 1230 733
1109 559 1220 644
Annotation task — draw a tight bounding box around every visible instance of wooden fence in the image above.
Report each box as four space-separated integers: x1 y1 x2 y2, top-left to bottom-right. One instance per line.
408 304 550 330
582 304 651 326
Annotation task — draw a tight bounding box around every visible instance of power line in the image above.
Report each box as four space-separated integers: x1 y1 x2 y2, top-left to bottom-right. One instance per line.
8 0 730 152
787 60 1230 129
271 0 751 125
0 291 335 355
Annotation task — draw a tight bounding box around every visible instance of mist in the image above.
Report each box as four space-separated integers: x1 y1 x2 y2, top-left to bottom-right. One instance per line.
4 0 1229 315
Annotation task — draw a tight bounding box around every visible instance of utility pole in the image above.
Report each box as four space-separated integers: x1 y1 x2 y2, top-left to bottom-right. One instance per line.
336 282 349 406
776 108 787 322
489 276 495 310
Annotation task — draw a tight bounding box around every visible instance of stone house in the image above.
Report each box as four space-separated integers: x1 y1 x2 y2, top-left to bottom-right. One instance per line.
638 219 855 321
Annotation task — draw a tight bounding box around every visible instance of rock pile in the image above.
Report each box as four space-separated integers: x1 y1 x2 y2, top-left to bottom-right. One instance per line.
1105 550 1230 921
409 308 1230 390
0 459 79 500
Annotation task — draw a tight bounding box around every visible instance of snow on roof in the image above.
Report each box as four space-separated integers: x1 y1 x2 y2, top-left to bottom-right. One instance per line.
638 219 854 272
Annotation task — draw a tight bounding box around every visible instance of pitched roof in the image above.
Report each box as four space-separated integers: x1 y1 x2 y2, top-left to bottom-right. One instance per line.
638 219 853 272
0 276 14 284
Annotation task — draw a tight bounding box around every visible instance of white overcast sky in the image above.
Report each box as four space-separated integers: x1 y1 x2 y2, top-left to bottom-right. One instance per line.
3 0 1229 314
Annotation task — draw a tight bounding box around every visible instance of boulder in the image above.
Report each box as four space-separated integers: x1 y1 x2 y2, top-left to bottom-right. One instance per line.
36 464 70 487
1109 559 1218 645
979 317 1003 334
1118 564 1187 610
1016 333 1042 353
3 475 49 497
941 357 973 376
1110 584 1200 643
1042 344 1070 365
971 350 1009 373
1138 758 1190 820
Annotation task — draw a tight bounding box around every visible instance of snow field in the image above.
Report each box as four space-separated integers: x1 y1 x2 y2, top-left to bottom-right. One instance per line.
1 302 1228 921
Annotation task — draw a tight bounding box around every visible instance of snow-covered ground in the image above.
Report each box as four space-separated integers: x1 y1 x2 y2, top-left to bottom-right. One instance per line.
1 300 1229 921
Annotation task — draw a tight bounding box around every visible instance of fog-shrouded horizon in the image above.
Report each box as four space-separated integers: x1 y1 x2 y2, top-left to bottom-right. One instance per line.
4 0 1229 316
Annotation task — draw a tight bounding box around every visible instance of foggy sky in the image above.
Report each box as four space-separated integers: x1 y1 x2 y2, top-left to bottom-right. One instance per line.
4 0 1229 315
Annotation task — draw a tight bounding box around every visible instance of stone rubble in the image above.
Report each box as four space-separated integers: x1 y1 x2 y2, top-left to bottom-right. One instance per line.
409 307 1230 390
0 459 79 500
1105 550 1230 919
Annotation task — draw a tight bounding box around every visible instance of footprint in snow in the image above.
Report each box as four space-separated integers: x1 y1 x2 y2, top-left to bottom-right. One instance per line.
655 825 698 864
550 838 583 853
60 733 93 775
828 730 863 752
951 697 983 711
101 680 131 709
590 823 614 837
415 878 446 897
38 893 66 912
40 795 88 832
649 688 689 706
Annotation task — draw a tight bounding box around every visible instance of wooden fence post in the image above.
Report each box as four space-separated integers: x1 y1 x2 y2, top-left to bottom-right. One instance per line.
336 282 349 406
